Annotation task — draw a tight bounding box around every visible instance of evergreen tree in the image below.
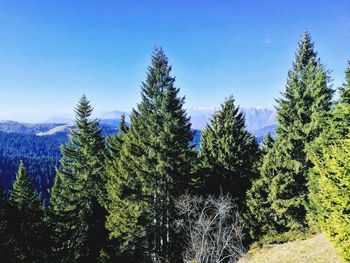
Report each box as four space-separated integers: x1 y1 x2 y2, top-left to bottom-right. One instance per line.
311 138 350 262
109 48 195 262
271 31 332 234
49 95 108 262
308 61 350 229
103 114 131 260
9 161 45 261
247 31 333 240
307 62 350 227
199 96 260 205
245 133 275 240
329 61 350 138
261 133 274 155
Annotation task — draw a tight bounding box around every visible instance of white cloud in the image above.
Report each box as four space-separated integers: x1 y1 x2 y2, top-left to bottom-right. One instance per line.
262 38 272 44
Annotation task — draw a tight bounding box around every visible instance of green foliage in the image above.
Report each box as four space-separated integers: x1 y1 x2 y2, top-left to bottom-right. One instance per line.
9 161 46 261
199 96 261 204
307 62 350 262
0 131 63 201
246 134 275 240
49 95 108 262
307 61 350 228
247 31 333 242
108 48 195 262
311 139 350 262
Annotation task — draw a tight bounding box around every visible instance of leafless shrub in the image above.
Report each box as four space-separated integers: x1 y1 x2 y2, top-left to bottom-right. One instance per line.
176 194 245 263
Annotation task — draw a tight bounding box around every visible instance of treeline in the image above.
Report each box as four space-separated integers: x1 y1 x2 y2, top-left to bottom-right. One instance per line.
0 32 349 262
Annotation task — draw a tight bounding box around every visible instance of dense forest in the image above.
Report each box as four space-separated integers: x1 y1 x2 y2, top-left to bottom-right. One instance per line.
1 32 350 262
0 125 201 203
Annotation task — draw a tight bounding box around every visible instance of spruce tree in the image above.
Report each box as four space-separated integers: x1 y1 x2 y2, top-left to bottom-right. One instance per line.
247 32 333 240
271 32 332 234
109 48 195 262
199 96 260 205
49 95 108 262
245 133 275 240
308 61 350 231
311 139 350 262
103 114 130 260
9 161 45 261
329 61 350 138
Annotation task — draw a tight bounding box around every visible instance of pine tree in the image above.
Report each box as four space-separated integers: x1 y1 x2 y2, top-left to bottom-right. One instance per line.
49 95 108 262
9 161 45 261
308 61 350 235
102 114 131 260
329 61 350 138
261 133 274 155
199 96 261 205
271 32 332 234
311 139 350 262
109 48 195 262
247 31 333 240
245 133 275 240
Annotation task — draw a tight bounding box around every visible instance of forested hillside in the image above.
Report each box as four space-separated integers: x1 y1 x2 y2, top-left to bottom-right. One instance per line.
0 132 63 200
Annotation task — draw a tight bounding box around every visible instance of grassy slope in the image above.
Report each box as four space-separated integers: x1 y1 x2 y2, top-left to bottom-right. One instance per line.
239 233 341 263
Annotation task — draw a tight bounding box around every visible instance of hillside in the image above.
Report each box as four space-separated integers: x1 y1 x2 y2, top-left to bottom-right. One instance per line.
239 234 341 263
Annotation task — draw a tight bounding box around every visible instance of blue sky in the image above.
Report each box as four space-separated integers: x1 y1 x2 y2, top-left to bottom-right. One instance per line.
0 0 349 122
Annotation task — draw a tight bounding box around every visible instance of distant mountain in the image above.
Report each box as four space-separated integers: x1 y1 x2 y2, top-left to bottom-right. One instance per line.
97 110 127 120
187 108 215 130
242 107 276 132
0 118 123 135
254 124 277 138
46 116 73 123
186 107 276 136
36 124 73 136
0 121 64 134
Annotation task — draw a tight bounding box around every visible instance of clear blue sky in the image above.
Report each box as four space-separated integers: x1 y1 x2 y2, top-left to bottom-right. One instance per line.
0 0 349 122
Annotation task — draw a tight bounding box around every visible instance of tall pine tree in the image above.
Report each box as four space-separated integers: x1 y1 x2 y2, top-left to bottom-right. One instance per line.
246 133 275 241
107 48 195 262
311 138 350 262
307 62 350 226
199 96 260 205
49 95 108 262
247 31 333 240
308 62 350 262
9 161 45 261
102 114 131 260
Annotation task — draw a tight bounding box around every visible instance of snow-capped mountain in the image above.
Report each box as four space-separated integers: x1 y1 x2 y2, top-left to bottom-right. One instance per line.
187 107 276 134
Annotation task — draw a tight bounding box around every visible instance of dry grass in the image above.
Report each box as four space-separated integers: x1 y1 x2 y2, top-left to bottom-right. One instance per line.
239 233 341 263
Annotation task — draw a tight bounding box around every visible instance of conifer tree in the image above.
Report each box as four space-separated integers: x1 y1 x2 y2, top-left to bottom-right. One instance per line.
109 48 195 262
270 32 332 234
308 61 350 229
199 96 260 205
311 139 350 262
9 161 45 261
247 32 333 239
261 133 274 155
49 95 108 262
245 133 275 240
329 61 350 138
102 114 130 260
